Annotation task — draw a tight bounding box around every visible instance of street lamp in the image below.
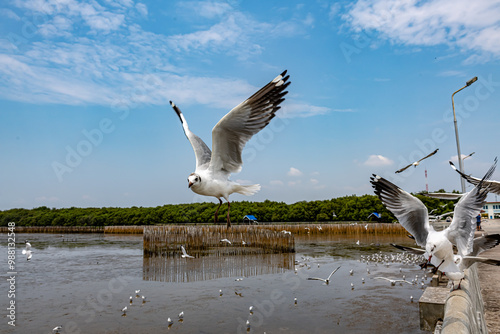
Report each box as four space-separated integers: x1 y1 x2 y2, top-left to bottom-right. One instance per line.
451 76 478 193
463 152 475 160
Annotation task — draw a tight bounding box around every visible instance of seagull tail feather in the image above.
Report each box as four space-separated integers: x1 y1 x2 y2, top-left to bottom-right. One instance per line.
235 184 261 196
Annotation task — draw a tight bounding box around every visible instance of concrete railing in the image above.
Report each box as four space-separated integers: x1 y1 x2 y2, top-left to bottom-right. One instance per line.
441 265 488 334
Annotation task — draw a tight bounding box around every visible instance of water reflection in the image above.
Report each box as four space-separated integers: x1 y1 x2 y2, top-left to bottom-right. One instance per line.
143 252 295 282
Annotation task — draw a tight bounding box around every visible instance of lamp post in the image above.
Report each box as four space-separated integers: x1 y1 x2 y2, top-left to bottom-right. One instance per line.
451 76 478 193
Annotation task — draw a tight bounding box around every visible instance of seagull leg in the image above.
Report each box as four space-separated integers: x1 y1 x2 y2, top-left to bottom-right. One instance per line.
432 259 445 274
214 198 222 223
226 201 231 229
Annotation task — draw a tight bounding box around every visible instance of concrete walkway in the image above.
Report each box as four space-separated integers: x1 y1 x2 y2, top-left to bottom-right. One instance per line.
477 218 500 334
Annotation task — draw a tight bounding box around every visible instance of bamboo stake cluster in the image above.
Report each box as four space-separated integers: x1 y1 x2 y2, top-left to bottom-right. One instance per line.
143 225 295 257
104 226 144 234
143 252 294 282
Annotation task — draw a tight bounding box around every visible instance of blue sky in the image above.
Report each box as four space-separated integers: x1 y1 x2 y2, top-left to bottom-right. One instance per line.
1 0 500 210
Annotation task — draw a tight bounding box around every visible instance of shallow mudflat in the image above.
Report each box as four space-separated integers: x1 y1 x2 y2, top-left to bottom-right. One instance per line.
2 232 428 333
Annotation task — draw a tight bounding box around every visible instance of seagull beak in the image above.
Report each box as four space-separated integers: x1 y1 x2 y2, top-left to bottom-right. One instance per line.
188 182 193 188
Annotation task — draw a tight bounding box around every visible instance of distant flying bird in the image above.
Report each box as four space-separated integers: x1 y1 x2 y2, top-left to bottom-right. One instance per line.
374 277 413 286
450 161 500 195
170 71 290 228
220 238 232 245
307 266 341 284
181 245 194 258
371 159 496 286
395 148 439 173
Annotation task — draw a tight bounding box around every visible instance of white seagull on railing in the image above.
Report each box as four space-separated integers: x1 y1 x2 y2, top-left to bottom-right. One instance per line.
181 245 194 258
170 71 290 228
395 148 439 173
371 158 496 288
307 266 341 285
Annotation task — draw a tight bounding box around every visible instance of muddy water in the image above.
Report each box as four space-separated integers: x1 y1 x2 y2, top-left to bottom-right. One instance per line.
1 233 427 334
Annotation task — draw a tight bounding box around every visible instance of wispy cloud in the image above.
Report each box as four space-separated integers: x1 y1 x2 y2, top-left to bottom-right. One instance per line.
343 0 500 62
270 180 284 186
437 70 468 78
178 1 232 19
363 154 393 167
0 0 327 117
0 8 21 21
278 102 331 118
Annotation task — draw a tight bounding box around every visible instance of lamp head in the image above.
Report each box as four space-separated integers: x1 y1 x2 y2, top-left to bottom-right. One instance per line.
466 76 478 86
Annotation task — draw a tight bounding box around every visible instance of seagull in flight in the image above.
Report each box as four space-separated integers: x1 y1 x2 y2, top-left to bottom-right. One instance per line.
450 161 500 195
374 277 413 286
170 71 290 228
395 148 439 173
307 266 341 285
371 158 496 281
181 245 194 258
220 238 232 245
22 240 33 261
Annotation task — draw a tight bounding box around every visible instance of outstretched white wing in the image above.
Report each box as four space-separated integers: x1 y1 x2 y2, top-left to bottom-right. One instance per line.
170 101 212 170
370 175 432 247
209 71 290 174
450 160 500 195
446 158 496 256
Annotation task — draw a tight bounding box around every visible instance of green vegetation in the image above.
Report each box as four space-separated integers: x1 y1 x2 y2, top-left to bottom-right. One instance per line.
0 194 457 227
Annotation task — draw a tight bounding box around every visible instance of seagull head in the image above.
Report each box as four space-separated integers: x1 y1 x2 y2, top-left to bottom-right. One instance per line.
188 173 201 188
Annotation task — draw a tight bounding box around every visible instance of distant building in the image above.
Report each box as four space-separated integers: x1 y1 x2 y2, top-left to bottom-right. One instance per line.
483 202 500 219
243 215 258 224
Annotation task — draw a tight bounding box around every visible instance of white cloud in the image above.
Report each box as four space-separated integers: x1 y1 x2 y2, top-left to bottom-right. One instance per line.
179 1 232 19
288 167 303 177
363 154 394 167
343 0 500 62
270 180 284 186
38 15 73 37
135 3 148 16
0 0 328 117
13 0 127 33
310 178 319 185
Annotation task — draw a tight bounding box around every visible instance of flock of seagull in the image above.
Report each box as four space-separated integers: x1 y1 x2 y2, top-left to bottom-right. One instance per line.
169 70 500 291
18 70 500 332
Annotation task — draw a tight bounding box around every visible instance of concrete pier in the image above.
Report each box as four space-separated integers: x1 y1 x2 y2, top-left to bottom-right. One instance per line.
478 219 500 334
